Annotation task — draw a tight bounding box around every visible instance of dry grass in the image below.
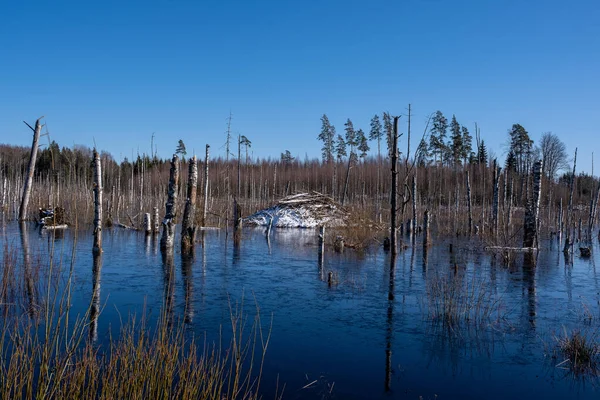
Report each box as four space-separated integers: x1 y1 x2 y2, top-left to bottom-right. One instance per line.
425 271 505 328
554 328 600 377
0 240 278 400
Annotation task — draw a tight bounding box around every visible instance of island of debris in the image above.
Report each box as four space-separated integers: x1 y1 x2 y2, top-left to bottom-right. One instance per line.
243 192 348 228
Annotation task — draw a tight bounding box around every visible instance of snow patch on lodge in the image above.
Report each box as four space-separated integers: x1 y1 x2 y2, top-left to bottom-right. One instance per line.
243 192 348 228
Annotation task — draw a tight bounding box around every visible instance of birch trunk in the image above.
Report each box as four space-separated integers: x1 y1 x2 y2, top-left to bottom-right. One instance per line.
93 150 103 254
181 156 198 251
390 117 399 256
19 117 43 221
161 155 179 250
563 149 577 254
523 159 542 248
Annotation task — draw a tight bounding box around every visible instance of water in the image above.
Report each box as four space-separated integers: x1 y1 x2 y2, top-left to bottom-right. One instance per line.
2 221 600 399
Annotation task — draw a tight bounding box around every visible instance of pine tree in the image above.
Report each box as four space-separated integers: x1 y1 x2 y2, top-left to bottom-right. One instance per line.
383 112 393 158
357 129 370 159
449 115 463 165
344 119 357 155
335 135 347 161
461 126 473 164
508 123 533 174
280 150 294 165
369 114 383 159
505 150 517 172
429 110 448 164
416 138 430 166
176 139 187 157
318 114 335 164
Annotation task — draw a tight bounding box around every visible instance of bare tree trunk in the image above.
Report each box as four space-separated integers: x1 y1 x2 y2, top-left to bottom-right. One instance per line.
93 150 103 254
466 170 473 235
588 179 600 241
202 144 210 227
341 155 352 206
390 117 399 256
19 117 43 221
161 155 179 251
181 156 198 251
563 148 577 254
412 174 417 238
523 159 542 248
423 209 430 247
492 160 500 237
153 206 160 234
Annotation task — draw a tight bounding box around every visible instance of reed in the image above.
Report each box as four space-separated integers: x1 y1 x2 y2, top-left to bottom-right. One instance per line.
425 271 505 328
554 328 600 377
0 240 276 400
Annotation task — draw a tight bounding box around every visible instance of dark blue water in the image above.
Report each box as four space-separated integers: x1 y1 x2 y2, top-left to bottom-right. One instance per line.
2 221 600 399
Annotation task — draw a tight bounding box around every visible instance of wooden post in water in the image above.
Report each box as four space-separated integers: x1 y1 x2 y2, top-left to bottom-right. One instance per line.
202 144 210 227
523 159 542 248
153 206 160 234
143 213 151 235
161 155 179 250
93 150 103 254
19 117 43 221
181 156 198 251
466 170 473 236
563 149 577 254
390 116 399 256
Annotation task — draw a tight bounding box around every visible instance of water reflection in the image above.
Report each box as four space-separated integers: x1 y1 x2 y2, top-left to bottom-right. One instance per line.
161 247 175 326
385 253 397 392
181 251 194 324
19 222 36 317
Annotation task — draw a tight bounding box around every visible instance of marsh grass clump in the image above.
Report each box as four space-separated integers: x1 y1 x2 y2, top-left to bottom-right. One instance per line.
425 271 504 328
555 328 600 376
0 239 276 400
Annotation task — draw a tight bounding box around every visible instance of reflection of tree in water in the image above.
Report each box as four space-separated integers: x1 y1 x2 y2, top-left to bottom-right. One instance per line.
19 222 36 317
161 247 175 326
385 253 396 392
181 251 194 324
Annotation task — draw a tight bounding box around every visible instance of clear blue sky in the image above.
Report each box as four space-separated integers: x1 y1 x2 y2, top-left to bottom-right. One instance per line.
1 0 598 173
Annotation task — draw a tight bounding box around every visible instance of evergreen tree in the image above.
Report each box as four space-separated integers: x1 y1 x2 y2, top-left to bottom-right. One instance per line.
344 119 357 155
461 126 473 164
176 139 187 157
318 114 335 163
505 150 517 172
477 140 488 165
383 112 393 158
429 110 448 164
280 150 294 165
508 123 533 174
335 135 347 161
449 115 463 165
357 129 370 159
369 114 383 159
468 152 478 164
416 138 430 166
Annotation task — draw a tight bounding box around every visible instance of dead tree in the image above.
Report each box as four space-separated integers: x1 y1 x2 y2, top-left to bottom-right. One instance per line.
492 160 500 237
181 156 198 251
523 159 542 248
19 117 43 221
466 170 473 235
93 150 103 254
588 179 600 241
563 148 577 254
202 144 210 227
161 155 179 250
390 116 400 256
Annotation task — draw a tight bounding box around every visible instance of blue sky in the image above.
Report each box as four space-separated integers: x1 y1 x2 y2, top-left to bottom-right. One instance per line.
1 0 598 173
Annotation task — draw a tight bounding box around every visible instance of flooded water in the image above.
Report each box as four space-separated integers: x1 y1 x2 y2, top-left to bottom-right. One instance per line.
2 221 600 399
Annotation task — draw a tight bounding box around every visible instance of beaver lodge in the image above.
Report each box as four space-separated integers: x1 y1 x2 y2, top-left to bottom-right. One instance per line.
244 192 348 228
